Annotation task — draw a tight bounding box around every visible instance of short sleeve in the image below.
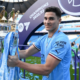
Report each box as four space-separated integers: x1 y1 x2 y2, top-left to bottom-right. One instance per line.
33 37 42 51
49 36 69 60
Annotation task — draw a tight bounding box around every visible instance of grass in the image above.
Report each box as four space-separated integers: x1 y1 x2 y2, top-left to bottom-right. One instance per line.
20 56 79 80
70 64 79 80
20 56 42 80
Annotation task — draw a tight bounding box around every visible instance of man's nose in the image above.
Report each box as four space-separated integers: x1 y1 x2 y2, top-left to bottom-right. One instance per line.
46 19 50 23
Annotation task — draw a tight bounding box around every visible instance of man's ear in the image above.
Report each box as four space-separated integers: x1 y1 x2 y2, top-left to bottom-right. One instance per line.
59 18 61 24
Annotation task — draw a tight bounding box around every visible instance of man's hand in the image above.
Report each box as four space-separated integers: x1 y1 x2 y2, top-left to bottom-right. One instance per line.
7 52 19 67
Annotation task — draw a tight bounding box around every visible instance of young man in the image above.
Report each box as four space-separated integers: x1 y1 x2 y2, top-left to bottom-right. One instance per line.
8 6 71 80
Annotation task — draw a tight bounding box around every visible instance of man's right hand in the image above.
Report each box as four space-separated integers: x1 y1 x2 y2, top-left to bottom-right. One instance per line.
7 52 19 67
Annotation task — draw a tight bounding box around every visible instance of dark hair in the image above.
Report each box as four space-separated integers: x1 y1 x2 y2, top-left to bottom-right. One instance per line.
71 43 74 46
44 6 61 18
71 41 75 46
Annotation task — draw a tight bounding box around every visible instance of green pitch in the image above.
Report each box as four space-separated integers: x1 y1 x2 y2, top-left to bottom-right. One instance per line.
20 56 79 80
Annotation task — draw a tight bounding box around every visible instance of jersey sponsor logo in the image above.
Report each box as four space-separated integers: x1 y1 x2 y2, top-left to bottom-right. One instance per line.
55 41 66 48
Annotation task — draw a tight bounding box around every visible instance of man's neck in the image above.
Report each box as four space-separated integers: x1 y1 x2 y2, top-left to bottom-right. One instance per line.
48 28 58 38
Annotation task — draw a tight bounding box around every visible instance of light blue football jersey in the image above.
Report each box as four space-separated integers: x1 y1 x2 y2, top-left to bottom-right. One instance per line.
34 30 71 80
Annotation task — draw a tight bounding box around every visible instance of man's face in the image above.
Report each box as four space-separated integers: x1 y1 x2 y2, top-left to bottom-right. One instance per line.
73 42 75 45
43 12 61 32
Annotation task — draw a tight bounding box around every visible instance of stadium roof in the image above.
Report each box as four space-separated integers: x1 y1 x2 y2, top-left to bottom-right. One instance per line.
0 0 37 13
1 0 29 2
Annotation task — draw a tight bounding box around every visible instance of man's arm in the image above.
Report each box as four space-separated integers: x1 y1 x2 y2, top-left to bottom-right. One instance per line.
19 44 40 59
8 54 60 75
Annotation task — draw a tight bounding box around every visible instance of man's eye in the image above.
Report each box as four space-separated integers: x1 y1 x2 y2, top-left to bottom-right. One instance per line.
49 17 54 20
44 17 47 20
